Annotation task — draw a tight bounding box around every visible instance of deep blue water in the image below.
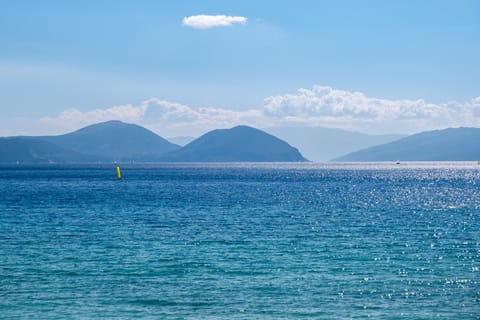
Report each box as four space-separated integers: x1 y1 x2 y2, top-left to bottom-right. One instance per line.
0 163 479 319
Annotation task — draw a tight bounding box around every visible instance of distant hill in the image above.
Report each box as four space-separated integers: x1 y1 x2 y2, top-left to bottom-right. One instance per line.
335 127 480 161
0 122 307 163
39 120 180 162
161 125 307 162
167 136 196 146
265 126 404 162
0 137 91 163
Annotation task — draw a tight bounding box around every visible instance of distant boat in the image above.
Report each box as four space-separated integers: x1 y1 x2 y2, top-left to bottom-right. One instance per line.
116 165 122 180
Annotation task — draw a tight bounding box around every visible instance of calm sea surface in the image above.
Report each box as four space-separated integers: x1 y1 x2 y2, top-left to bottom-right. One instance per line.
0 163 479 319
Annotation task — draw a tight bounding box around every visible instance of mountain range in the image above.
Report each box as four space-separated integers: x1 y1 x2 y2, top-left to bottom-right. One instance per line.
336 127 480 161
2 122 480 163
0 121 306 163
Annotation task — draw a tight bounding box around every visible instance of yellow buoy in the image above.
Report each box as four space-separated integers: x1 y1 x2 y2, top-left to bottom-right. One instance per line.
116 165 122 180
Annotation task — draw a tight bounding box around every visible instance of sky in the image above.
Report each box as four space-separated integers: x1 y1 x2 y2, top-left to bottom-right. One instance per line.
1 0 479 137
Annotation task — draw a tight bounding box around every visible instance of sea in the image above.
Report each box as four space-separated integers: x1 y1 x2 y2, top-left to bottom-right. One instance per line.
0 163 479 319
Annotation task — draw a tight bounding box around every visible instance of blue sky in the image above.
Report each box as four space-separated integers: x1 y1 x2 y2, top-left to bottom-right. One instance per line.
1 0 479 136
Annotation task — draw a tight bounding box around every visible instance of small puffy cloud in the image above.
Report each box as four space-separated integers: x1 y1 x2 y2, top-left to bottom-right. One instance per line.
182 15 247 29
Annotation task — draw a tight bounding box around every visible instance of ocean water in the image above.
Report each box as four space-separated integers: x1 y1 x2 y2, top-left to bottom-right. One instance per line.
0 163 479 319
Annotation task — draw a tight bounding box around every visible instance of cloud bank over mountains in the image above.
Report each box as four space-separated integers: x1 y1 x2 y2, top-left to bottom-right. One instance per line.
39 99 264 137
264 86 480 133
37 85 480 137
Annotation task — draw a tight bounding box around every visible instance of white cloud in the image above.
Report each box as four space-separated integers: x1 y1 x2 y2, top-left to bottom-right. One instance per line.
140 98 265 135
263 85 480 134
182 15 247 29
38 98 266 137
39 103 148 133
33 85 480 137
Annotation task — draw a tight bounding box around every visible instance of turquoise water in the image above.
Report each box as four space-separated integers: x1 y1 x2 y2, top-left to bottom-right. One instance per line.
0 163 479 319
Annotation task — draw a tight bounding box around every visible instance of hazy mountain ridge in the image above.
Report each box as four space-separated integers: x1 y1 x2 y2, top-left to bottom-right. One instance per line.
265 127 405 162
167 136 196 146
335 127 480 161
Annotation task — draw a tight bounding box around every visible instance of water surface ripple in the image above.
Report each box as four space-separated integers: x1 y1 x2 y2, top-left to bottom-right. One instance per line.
0 163 479 319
